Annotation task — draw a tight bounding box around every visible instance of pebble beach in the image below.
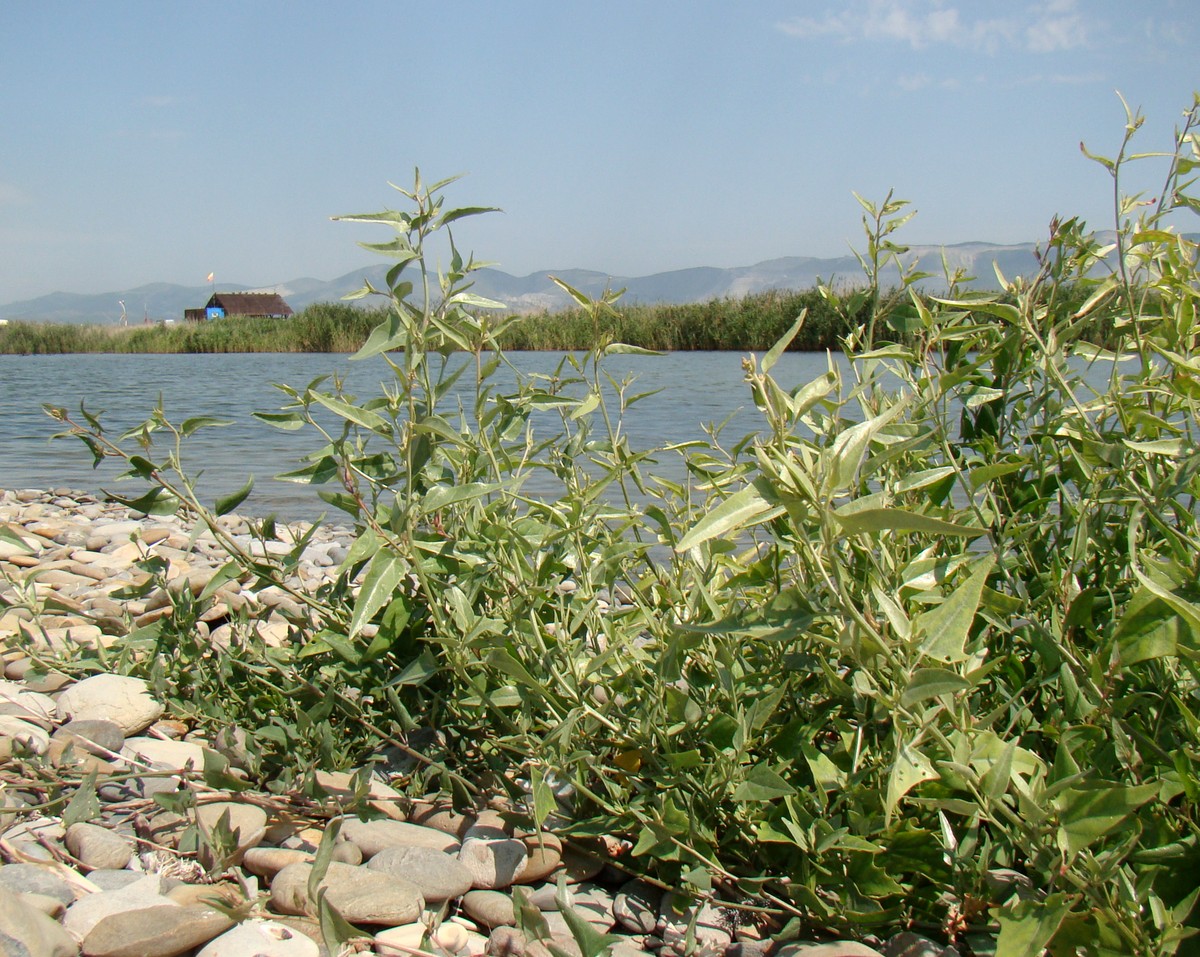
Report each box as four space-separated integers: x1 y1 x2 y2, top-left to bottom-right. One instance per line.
0 487 957 957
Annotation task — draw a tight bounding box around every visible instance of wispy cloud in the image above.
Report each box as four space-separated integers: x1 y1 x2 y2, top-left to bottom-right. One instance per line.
777 0 1090 54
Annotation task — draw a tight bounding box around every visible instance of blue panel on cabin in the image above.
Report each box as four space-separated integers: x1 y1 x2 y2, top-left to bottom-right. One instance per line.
206 307 225 320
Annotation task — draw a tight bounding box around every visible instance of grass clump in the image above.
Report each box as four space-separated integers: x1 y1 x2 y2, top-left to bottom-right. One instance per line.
38 98 1200 953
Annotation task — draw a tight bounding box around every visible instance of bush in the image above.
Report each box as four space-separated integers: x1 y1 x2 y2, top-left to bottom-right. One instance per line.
48 101 1200 952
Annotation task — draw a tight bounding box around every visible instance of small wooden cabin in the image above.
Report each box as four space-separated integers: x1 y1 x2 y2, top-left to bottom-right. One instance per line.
185 292 293 322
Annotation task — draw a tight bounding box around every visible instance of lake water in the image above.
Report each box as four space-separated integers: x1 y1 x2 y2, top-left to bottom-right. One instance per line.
0 351 841 521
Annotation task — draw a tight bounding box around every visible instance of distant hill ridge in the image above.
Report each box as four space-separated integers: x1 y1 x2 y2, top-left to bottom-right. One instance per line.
0 234 1137 326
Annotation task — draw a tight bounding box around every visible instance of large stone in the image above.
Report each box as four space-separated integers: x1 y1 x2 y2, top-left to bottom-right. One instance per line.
195 801 267 866
56 675 163 735
366 845 474 902
0 886 77 957
63 874 171 941
121 736 206 771
460 889 516 929
241 847 315 879
340 818 459 858
81 903 234 957
65 822 134 871
270 860 424 927
459 825 528 890
514 832 562 885
196 918 320 957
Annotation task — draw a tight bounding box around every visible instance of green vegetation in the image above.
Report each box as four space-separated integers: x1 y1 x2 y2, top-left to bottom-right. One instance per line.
0 302 390 355
0 284 1111 357
27 97 1200 952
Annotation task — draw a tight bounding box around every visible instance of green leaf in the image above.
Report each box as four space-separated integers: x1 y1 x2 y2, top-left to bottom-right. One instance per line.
602 342 666 357
438 205 500 227
1115 586 1198 664
214 476 253 517
529 765 557 831
675 481 784 552
916 556 995 663
512 885 550 941
833 506 983 537
886 741 939 823
103 486 179 516
201 749 252 793
762 310 807 373
351 311 405 361
252 411 306 431
553 877 627 957
995 895 1072 957
732 763 797 801
62 771 101 826
309 392 391 433
309 816 342 903
316 888 361 955
1055 783 1158 857
0 525 33 553
180 416 233 437
901 668 971 707
349 551 407 638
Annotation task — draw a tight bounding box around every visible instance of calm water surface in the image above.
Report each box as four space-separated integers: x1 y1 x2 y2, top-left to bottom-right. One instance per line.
0 352 838 521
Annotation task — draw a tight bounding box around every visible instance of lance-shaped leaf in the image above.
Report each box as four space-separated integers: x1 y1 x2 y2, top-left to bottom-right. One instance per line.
916 555 995 663
349 551 406 638
675 480 784 552
308 392 391 434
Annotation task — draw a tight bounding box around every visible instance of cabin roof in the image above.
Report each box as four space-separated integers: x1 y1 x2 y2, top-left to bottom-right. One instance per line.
206 292 293 316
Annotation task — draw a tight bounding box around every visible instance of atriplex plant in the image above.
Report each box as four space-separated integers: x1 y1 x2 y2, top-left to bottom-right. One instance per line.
44 98 1200 952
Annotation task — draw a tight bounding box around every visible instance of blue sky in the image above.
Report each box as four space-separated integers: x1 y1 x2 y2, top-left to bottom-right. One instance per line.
0 1 1195 304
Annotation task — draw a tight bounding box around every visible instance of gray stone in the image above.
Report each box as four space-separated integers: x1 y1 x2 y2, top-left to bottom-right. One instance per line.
0 863 78 908
81 903 234 957
527 937 582 957
340 818 459 858
366 845 474 903
241 847 314 879
461 889 517 929
270 860 424 926
514 832 562 885
659 894 732 957
55 674 164 736
613 880 662 934
195 801 267 866
121 737 206 771
487 926 526 957
66 823 133 872
63 874 171 941
84 871 145 892
882 932 960 957
554 883 615 932
196 918 321 957
53 719 125 757
774 945 887 957
0 886 77 957
459 825 528 890
0 716 51 755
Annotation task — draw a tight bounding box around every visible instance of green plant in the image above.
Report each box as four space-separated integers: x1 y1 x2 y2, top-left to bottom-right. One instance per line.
43 98 1200 953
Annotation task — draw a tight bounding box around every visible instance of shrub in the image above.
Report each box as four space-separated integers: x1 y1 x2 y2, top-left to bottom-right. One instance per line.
48 100 1200 952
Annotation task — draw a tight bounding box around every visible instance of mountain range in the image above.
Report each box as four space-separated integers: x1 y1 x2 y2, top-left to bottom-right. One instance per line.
0 238 1089 326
